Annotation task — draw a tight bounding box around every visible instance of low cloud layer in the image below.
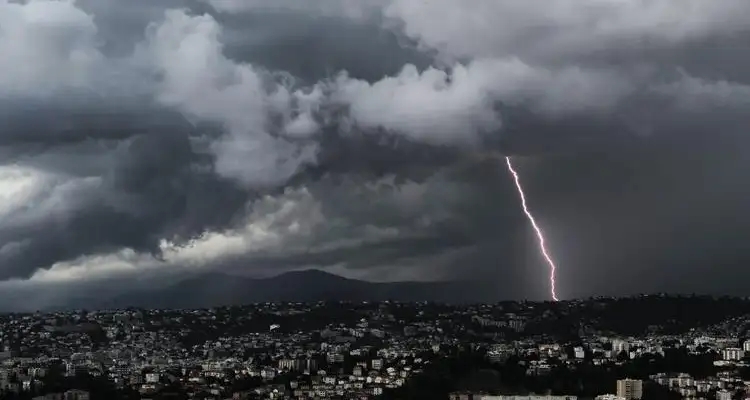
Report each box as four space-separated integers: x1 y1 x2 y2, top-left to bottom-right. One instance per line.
1 0 750 310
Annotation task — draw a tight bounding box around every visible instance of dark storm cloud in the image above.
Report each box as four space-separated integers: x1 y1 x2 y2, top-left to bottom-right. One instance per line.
240 159 529 273
1 0 750 308
0 3 434 280
521 125 750 298
218 12 432 83
0 101 251 279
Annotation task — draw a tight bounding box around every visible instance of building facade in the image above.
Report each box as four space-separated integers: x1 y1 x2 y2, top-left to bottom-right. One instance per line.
616 379 643 400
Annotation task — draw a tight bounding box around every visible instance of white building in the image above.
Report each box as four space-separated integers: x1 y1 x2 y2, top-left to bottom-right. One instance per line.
612 339 630 354
64 389 90 400
722 347 744 361
573 347 585 359
476 396 577 400
144 373 159 383
616 379 643 400
716 389 732 400
595 395 626 400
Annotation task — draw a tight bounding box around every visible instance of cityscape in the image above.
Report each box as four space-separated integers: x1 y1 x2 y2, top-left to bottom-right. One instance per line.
1 296 750 399
3 0 750 399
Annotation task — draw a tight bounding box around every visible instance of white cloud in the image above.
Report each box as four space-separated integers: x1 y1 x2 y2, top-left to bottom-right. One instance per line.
139 9 320 187
27 175 449 283
331 58 634 144
201 0 750 62
28 187 322 282
0 166 48 217
194 0 750 150
331 64 499 145
26 186 349 282
383 0 750 61
0 165 102 229
0 0 103 96
4 0 745 158
653 73 750 110
204 0 384 20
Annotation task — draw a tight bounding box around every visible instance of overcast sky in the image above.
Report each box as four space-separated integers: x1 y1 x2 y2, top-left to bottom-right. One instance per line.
1 0 750 310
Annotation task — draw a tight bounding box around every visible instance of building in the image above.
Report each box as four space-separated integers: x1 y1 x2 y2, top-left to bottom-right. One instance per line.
64 390 90 400
573 346 585 359
612 339 630 354
278 359 300 371
616 379 643 400
144 373 159 383
474 396 577 400
716 390 732 400
721 347 744 361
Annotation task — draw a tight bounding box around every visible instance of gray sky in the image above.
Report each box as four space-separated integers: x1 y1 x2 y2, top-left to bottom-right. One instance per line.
1 0 750 310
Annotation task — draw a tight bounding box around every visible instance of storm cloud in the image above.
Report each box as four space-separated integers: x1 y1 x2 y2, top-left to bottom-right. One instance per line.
1 0 750 310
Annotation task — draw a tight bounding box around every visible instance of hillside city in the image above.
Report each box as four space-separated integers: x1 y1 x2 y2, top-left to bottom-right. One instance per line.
1 296 750 399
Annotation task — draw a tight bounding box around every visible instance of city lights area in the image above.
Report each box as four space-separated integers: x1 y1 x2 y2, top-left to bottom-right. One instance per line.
0 296 750 399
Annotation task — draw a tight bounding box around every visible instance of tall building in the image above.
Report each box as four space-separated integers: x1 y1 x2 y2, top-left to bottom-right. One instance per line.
611 339 630 354
722 347 744 361
573 346 585 359
716 389 732 400
616 379 643 400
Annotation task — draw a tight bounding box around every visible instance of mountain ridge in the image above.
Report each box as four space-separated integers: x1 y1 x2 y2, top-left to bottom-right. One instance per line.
93 269 495 310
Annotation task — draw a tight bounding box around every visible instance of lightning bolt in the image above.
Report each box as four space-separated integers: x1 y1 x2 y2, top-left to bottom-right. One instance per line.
505 156 560 302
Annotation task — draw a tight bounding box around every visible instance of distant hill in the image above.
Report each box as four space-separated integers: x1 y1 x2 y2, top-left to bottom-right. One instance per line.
97 269 497 310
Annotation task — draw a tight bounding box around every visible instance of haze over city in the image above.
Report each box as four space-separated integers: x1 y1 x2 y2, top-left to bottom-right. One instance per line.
2 0 750 311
